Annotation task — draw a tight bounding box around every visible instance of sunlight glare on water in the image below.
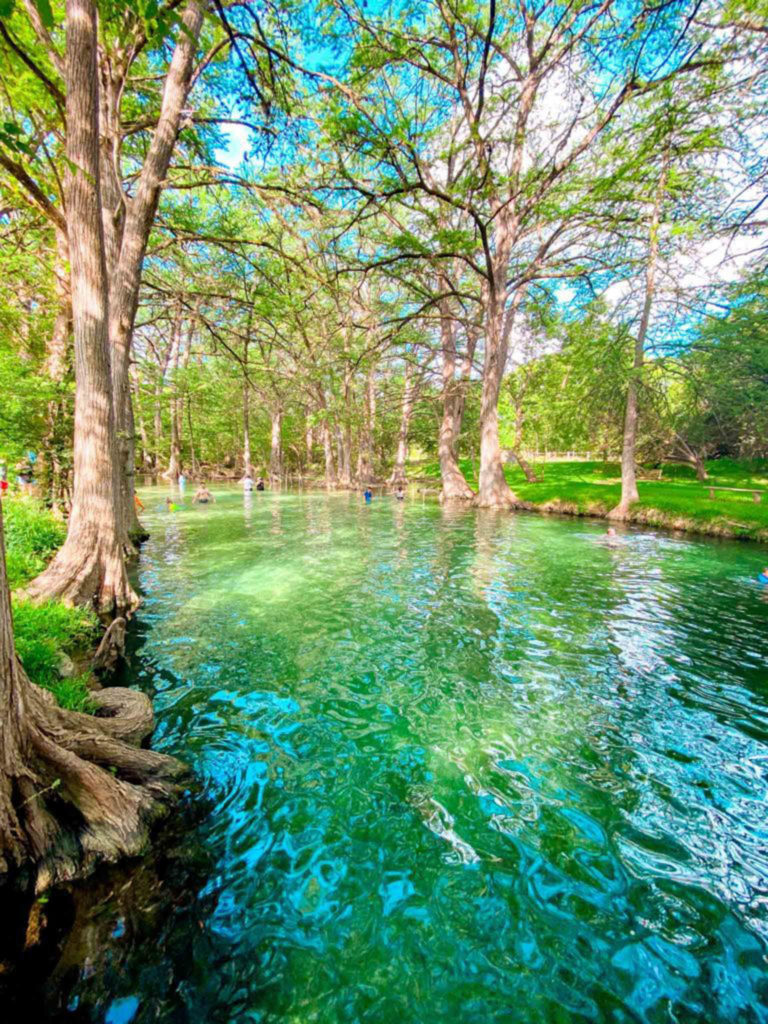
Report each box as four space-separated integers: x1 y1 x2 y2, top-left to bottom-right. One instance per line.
75 488 768 1021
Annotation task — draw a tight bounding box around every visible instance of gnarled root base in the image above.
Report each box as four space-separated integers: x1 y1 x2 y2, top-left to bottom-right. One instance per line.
472 488 521 510
607 502 633 521
0 676 187 894
22 535 139 618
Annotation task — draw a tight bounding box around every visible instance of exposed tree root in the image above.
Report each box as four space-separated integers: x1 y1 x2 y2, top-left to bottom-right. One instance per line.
0 670 187 894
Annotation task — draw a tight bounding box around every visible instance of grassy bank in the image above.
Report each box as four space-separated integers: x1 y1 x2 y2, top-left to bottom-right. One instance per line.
417 458 768 542
3 499 98 710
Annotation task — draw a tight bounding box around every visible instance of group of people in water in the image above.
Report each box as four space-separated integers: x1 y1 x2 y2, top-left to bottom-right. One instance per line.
152 476 405 512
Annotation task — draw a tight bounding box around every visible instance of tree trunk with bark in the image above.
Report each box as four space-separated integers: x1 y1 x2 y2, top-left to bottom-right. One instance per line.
390 359 415 485
242 383 252 478
269 408 283 485
108 2 203 541
475 269 520 508
25 0 136 615
0 494 185 891
322 421 335 489
42 228 72 513
508 398 540 482
610 154 668 520
166 309 182 483
438 298 476 500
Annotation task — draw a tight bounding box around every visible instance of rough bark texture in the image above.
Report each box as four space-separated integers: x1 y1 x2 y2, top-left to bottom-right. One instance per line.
242 386 252 478
42 228 73 513
390 359 415 485
108 2 203 539
0 495 186 893
25 0 136 615
322 420 336 489
610 155 668 520
269 409 283 485
438 302 476 500
166 308 182 483
475 263 520 509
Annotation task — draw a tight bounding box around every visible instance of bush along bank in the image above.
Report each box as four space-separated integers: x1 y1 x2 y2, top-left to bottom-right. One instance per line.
4 499 100 711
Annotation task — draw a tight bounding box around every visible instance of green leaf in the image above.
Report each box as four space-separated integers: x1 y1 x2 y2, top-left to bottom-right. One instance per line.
33 0 54 28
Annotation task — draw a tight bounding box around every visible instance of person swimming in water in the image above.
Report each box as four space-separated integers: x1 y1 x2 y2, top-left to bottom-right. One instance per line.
193 484 215 504
165 496 178 511
758 567 768 584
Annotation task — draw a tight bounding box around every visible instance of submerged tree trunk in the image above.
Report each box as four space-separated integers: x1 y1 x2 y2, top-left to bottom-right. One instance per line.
610 154 668 520
390 359 415 485
438 299 475 500
26 0 135 615
0 494 185 892
269 408 283 485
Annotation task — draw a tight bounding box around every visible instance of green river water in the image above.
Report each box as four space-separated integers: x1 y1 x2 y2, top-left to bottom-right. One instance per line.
24 488 768 1022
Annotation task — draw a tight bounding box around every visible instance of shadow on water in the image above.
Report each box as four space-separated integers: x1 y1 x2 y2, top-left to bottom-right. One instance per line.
5 487 768 1023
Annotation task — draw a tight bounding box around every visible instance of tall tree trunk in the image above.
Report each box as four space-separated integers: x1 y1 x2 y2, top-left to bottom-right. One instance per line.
390 359 415 485
152 378 163 470
269 408 283 485
26 0 135 615
166 309 182 483
242 383 252 478
475 270 520 508
322 421 335 489
438 297 475 500
305 420 314 466
132 367 151 473
108 2 203 539
509 398 539 482
610 154 668 520
42 228 72 513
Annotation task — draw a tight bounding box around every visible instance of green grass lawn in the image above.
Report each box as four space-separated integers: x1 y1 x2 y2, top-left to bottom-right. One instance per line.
3 498 98 710
417 457 768 541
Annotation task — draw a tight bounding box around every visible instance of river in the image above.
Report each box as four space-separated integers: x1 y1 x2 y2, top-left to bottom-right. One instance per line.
20 488 768 1022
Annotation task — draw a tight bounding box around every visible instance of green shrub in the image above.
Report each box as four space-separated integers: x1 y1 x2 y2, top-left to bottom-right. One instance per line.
3 499 66 588
12 599 99 707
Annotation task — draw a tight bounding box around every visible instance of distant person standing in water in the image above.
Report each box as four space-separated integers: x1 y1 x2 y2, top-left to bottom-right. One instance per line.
364 488 372 504
256 477 265 492
242 474 254 492
193 484 215 504
395 485 405 501
178 473 186 488
134 491 145 513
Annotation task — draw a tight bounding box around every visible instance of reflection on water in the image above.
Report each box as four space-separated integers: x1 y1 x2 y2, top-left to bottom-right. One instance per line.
12 489 768 1021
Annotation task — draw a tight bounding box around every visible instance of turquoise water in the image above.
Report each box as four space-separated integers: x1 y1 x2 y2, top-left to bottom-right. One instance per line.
58 490 768 1020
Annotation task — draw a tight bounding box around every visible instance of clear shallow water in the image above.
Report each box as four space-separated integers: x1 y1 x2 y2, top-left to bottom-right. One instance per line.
58 490 768 1020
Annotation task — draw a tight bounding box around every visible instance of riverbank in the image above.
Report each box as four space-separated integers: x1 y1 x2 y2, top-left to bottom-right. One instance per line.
418 457 768 542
